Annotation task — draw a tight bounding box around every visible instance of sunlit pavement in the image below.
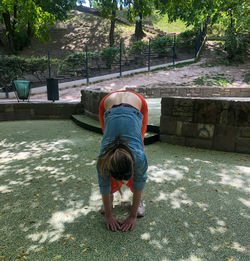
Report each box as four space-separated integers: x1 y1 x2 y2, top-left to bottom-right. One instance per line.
0 102 250 260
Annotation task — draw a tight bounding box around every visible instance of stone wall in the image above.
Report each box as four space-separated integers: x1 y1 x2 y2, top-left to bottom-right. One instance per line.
128 86 250 98
160 97 250 154
0 102 83 121
81 89 108 120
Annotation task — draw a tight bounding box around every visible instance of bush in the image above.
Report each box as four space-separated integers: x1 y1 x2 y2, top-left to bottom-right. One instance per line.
100 47 119 69
0 56 59 90
0 56 24 90
176 30 196 49
13 30 29 51
129 41 148 56
58 52 97 75
151 36 173 57
225 27 248 62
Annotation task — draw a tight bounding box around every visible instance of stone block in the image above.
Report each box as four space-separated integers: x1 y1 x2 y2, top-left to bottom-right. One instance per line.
176 121 183 136
235 137 250 154
185 137 212 150
213 125 237 152
160 134 186 146
194 100 222 124
178 88 187 97
197 123 215 139
161 98 174 116
236 102 250 127
194 88 201 94
202 89 213 97
160 116 177 135
238 127 250 138
182 122 198 137
5 105 14 112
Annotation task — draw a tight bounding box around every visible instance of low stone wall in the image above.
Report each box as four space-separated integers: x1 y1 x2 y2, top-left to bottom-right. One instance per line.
160 97 250 154
80 86 250 120
81 89 108 120
0 102 83 121
128 86 250 98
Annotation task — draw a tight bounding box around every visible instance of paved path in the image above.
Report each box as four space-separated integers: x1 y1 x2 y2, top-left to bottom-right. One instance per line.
0 120 249 260
0 59 194 100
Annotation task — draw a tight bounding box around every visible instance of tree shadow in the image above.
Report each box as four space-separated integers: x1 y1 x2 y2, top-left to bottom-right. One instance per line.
0 120 249 260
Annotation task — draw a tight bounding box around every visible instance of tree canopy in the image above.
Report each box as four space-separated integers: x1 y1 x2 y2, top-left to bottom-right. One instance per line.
0 0 76 53
155 0 249 31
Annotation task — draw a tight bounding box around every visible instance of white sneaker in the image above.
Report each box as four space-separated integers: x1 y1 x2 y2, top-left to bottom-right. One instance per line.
137 201 145 218
100 194 114 215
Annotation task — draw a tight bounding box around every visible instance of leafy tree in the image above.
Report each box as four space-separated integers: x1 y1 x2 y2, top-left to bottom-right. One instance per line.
156 0 249 59
125 0 155 40
94 0 118 47
0 0 75 53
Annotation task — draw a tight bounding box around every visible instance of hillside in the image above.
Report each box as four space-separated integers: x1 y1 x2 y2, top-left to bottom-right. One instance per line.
0 8 189 58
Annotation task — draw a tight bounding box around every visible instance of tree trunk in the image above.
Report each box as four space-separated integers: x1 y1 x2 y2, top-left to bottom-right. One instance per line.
109 0 117 47
135 12 145 41
26 21 32 45
2 12 15 54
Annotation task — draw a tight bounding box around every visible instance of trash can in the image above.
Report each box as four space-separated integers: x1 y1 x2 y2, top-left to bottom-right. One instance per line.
14 80 31 101
46 78 59 102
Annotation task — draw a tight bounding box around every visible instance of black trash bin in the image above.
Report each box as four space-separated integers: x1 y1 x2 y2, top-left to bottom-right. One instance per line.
46 78 59 102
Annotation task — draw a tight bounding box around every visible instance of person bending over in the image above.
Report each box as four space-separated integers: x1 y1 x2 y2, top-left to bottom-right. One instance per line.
96 90 148 232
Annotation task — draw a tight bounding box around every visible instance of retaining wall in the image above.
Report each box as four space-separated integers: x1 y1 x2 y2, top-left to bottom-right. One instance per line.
0 102 83 121
127 86 250 98
80 88 250 154
160 97 250 154
81 89 108 120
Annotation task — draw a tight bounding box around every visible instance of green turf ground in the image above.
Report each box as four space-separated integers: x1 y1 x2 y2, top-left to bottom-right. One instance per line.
0 119 249 261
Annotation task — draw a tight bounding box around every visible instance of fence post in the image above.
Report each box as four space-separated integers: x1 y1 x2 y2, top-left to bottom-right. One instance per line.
195 31 199 58
2 55 9 98
148 39 151 71
86 45 89 84
120 40 122 77
173 34 176 66
48 50 51 78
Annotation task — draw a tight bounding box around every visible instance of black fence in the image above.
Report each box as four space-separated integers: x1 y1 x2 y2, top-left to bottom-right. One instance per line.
0 27 206 98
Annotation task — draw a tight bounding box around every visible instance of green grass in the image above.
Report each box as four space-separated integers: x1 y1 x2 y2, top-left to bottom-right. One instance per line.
153 13 193 33
117 9 192 34
243 71 250 84
194 75 234 87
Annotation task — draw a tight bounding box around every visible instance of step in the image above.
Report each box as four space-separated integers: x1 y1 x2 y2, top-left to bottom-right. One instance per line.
71 114 159 145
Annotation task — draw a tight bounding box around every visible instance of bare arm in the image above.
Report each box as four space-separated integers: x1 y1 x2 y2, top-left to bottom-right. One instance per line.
102 194 120 231
120 190 143 232
102 194 112 216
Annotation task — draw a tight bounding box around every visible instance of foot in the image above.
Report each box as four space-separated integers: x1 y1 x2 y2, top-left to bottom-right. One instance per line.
100 194 114 215
137 201 145 218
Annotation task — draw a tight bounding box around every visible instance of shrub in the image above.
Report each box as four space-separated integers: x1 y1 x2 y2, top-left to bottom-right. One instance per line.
100 47 119 69
0 56 24 90
23 56 51 81
176 30 196 49
129 41 148 56
0 56 59 90
224 27 247 62
151 36 173 57
13 30 29 51
58 51 97 75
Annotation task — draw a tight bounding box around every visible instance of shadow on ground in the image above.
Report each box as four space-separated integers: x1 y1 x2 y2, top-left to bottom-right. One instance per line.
0 120 249 260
